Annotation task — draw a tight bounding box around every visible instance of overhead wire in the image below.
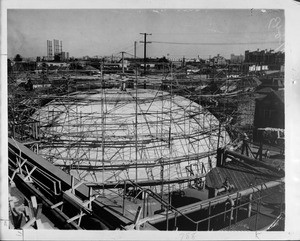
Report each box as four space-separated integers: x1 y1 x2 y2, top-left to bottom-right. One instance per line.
151 40 284 46
150 30 282 36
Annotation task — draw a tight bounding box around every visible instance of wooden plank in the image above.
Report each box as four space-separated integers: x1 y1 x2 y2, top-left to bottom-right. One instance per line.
51 201 63 209
21 217 36 229
67 213 86 223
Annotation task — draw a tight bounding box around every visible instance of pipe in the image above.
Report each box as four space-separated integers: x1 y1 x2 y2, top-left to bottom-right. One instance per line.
139 177 284 225
86 174 206 189
225 197 234 225
214 184 234 196
248 194 253 218
122 181 126 215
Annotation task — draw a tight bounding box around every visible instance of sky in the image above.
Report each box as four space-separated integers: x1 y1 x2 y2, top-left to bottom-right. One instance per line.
7 9 284 59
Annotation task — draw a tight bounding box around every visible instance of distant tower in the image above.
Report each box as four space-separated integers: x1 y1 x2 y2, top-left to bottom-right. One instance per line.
60 40 63 53
47 40 53 60
53 39 60 55
53 39 56 54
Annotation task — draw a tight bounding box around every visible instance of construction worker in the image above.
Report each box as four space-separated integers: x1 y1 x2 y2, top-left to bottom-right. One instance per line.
241 133 249 156
25 78 33 91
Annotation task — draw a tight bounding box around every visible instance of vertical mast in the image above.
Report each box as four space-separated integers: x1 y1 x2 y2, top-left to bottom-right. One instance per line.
168 62 173 222
101 62 105 194
160 69 164 205
135 66 138 185
121 51 125 74
139 33 152 75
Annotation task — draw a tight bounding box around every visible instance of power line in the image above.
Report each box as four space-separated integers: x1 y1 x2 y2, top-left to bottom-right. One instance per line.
151 30 279 36
124 52 135 57
151 40 283 46
111 43 135 56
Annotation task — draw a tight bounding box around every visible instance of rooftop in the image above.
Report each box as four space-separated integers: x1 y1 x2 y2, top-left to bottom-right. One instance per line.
206 158 282 192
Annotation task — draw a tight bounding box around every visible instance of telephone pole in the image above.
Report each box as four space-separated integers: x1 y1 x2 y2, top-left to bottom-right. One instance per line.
134 41 137 59
120 51 125 74
140 33 152 75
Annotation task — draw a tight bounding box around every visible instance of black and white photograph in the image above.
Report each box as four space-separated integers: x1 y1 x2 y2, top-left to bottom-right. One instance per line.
1 0 300 240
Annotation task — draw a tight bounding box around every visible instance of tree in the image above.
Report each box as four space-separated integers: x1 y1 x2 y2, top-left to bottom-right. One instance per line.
54 54 61 62
14 54 23 62
158 56 169 63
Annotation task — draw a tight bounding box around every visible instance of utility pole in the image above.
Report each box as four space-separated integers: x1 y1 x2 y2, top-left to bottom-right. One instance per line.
140 33 152 75
134 41 137 59
121 51 125 74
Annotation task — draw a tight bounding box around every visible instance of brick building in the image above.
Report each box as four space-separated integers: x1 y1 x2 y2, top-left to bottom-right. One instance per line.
244 49 284 70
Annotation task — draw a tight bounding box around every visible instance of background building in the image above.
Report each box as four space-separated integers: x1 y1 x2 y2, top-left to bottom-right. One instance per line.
244 49 284 70
230 54 244 63
253 89 284 144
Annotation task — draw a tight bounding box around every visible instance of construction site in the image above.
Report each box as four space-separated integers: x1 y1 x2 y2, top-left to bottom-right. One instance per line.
6 37 285 232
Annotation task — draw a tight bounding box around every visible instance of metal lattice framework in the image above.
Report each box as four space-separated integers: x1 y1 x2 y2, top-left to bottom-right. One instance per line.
31 88 230 189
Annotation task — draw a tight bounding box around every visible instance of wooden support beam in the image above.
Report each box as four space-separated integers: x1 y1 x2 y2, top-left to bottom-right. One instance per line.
24 166 37 182
70 177 85 194
82 195 99 208
22 217 37 229
67 212 86 223
10 158 28 181
21 196 43 230
51 201 64 209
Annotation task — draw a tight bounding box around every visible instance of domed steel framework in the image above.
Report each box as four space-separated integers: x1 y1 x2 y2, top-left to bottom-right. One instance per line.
32 88 230 191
